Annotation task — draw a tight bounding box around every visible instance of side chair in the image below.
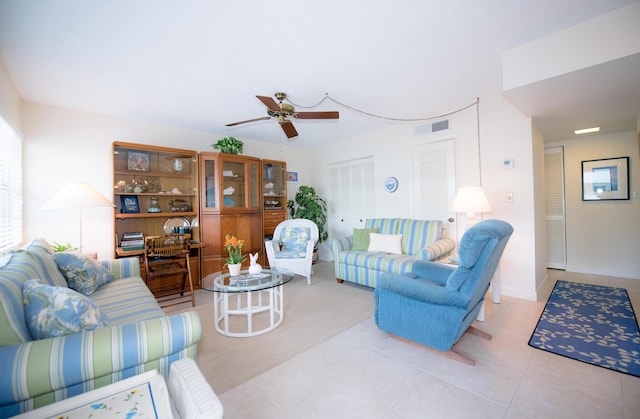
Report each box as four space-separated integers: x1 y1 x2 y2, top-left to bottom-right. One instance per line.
374 219 513 366
144 234 196 308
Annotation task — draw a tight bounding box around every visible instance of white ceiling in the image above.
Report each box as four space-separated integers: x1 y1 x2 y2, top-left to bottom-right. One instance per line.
1 0 638 147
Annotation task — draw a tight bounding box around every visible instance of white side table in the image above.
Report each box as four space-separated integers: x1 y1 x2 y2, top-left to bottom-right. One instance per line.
14 370 174 419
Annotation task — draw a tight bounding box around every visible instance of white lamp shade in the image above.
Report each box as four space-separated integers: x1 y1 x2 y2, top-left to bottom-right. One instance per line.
451 186 492 214
42 182 113 210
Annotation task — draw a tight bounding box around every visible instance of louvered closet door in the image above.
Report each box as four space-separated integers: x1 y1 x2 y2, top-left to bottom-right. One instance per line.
544 147 567 269
328 157 376 239
412 139 456 237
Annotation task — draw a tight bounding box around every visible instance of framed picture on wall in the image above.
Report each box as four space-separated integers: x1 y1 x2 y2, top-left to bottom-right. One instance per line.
286 171 298 182
581 156 629 201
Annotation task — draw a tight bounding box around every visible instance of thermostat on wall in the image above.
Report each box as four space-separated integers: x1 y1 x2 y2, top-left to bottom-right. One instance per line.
502 158 515 169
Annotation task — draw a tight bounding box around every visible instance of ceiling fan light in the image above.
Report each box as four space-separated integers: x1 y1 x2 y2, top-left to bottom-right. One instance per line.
574 126 600 135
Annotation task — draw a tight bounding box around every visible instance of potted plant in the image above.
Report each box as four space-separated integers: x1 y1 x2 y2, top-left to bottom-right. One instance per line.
223 234 246 276
287 185 328 245
212 137 244 154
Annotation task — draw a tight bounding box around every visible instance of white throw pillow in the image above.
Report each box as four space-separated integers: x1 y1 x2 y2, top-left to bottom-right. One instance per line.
367 233 403 254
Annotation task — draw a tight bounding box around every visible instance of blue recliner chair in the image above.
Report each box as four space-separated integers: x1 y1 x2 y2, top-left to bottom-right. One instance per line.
374 219 513 365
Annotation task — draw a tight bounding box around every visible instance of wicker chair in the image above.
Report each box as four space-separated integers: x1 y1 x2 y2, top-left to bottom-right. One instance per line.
265 219 319 284
144 234 195 307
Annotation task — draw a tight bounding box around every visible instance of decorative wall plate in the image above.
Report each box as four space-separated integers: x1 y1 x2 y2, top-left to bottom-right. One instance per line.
164 217 190 234
384 177 399 193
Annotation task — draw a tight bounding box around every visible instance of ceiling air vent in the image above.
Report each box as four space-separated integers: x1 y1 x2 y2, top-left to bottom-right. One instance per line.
415 119 450 136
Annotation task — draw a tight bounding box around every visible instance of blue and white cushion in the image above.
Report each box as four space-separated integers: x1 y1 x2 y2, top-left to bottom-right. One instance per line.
53 251 113 295
23 279 111 339
278 227 311 259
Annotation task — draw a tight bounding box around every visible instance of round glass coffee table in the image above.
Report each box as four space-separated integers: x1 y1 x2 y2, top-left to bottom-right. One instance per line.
202 268 295 337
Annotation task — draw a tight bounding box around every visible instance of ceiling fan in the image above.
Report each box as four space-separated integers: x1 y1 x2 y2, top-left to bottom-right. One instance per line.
226 92 339 139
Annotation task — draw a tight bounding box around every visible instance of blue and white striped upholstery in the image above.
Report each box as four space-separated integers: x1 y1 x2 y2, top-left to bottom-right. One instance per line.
0 239 201 417
332 219 455 288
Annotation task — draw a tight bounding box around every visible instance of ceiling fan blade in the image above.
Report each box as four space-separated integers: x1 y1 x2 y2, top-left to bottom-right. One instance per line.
226 116 271 127
281 121 298 138
295 111 340 120
256 95 280 112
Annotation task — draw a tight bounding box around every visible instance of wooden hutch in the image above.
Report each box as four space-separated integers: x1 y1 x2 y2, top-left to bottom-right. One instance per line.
112 142 202 295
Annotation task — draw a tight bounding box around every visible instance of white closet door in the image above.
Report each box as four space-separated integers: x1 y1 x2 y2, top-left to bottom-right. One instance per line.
412 139 456 235
544 147 567 269
328 157 376 239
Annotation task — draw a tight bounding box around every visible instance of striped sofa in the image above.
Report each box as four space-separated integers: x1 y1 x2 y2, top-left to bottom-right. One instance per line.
0 239 201 418
331 218 455 288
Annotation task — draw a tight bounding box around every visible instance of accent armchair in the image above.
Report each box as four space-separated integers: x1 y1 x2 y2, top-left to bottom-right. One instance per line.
374 219 513 365
265 219 319 284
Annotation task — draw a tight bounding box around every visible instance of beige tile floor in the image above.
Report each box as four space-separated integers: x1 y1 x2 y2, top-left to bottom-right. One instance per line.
218 270 640 418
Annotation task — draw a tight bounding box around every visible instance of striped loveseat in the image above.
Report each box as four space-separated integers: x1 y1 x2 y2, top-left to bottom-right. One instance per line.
331 218 455 288
0 239 201 418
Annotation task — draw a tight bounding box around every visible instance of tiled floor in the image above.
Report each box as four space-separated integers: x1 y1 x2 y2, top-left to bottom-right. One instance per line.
218 270 640 418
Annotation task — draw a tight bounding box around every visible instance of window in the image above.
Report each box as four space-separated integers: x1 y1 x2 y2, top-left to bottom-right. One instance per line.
0 117 22 253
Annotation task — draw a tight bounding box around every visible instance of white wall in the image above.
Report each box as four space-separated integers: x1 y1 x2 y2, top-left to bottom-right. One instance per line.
547 131 640 279
531 121 548 292
21 102 311 259
478 95 538 300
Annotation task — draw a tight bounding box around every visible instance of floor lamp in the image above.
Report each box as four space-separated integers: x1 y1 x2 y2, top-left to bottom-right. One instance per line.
41 182 114 253
451 185 494 320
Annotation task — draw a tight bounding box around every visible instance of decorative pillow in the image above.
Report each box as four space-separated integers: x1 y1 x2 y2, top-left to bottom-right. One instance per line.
23 279 111 339
53 251 113 295
352 228 378 251
367 233 403 254
281 227 311 252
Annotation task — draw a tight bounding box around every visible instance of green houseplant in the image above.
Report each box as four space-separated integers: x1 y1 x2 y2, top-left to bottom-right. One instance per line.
287 185 328 244
212 137 244 154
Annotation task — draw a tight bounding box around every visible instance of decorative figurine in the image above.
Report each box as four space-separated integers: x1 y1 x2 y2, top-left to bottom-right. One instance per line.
248 253 262 275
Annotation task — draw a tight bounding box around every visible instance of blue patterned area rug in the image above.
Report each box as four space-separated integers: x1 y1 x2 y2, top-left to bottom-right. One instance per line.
529 280 640 377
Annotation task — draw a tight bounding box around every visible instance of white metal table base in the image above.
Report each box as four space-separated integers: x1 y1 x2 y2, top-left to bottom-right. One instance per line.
213 285 285 337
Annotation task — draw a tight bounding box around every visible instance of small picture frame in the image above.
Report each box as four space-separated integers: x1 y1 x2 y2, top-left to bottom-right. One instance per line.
120 195 140 213
581 156 629 201
286 171 298 182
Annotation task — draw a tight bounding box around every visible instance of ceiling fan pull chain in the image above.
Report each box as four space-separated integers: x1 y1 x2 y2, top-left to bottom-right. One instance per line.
285 93 330 109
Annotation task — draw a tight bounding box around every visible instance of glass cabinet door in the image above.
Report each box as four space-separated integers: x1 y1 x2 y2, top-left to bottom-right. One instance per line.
204 158 217 210
222 160 246 208
262 161 287 210
249 160 259 209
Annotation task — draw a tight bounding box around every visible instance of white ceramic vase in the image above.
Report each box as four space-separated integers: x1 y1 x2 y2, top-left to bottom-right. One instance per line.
228 263 242 276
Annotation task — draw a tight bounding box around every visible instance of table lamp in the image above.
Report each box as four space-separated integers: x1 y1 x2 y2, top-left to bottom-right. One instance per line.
451 185 492 226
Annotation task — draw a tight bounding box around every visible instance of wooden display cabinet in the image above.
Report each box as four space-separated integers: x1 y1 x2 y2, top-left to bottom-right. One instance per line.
262 160 287 267
199 152 262 278
112 142 202 293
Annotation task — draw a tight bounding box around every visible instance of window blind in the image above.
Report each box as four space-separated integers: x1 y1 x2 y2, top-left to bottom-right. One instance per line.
0 117 22 253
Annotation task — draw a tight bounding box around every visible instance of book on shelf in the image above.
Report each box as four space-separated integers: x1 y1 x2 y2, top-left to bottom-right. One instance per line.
122 232 143 240
120 239 144 249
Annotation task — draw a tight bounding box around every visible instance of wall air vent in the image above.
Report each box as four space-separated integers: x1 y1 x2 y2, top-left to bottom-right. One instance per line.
415 119 450 136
